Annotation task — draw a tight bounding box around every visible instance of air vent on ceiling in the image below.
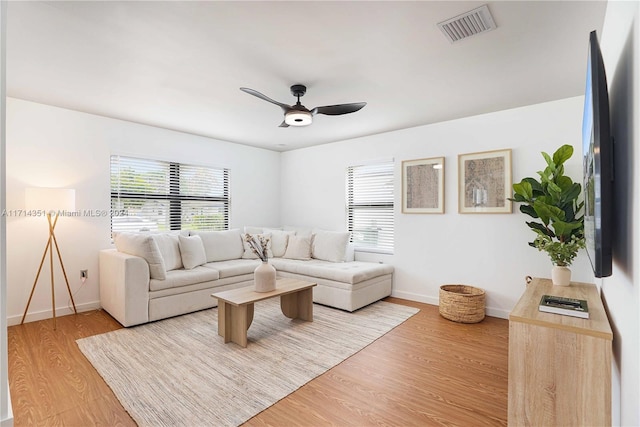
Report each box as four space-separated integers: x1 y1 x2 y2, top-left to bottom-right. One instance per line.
437 4 497 43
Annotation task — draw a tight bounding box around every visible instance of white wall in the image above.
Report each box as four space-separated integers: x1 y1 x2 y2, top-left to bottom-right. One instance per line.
281 96 593 318
600 1 640 425
0 1 13 425
5 98 281 324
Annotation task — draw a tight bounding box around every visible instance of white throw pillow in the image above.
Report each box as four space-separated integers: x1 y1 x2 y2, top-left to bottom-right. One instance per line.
241 233 273 259
151 234 183 271
283 226 313 238
178 235 207 270
114 232 166 280
282 235 312 260
190 229 244 262
264 228 295 257
312 230 350 263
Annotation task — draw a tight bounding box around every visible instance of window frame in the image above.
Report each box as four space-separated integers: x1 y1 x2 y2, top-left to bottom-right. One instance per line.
346 160 395 254
110 155 230 233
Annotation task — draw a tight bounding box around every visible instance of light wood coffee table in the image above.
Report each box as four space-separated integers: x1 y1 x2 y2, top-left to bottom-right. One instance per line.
211 278 317 347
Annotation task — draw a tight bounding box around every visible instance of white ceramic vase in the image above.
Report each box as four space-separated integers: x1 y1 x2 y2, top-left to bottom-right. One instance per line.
254 261 276 292
551 265 572 286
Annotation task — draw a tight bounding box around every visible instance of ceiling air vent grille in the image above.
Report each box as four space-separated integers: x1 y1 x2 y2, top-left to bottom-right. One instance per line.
438 4 497 43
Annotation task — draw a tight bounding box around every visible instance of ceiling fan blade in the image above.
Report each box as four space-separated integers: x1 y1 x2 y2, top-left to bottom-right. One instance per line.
240 87 291 111
279 120 289 128
311 102 366 116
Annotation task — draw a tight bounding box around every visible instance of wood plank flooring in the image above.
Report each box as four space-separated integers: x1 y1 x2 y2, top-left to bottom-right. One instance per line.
8 298 509 426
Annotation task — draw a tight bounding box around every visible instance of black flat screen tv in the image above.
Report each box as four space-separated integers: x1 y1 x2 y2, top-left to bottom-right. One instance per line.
582 30 613 278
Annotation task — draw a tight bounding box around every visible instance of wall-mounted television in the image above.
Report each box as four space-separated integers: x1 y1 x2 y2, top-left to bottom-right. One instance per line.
582 30 613 278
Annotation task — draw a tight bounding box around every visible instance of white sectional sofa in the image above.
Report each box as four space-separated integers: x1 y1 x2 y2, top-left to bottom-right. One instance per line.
99 227 393 327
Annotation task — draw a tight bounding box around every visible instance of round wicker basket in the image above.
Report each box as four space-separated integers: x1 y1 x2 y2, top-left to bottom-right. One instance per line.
439 284 486 323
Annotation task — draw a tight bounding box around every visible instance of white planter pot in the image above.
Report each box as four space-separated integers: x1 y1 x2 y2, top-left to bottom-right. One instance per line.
551 266 572 286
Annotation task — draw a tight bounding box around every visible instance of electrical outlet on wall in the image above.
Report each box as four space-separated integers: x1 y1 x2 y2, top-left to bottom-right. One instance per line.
80 269 88 280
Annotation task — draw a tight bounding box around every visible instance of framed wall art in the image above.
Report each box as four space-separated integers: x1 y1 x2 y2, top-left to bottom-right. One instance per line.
458 149 512 214
402 157 445 214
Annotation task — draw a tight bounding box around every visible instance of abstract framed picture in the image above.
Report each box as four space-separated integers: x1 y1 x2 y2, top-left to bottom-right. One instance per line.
402 157 445 214
458 149 512 214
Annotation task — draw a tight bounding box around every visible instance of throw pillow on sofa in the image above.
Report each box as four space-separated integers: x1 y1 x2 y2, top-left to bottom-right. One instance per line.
241 233 274 259
263 228 295 257
178 235 207 270
283 226 313 238
151 233 183 271
312 230 350 263
190 229 244 262
114 232 167 280
283 235 312 260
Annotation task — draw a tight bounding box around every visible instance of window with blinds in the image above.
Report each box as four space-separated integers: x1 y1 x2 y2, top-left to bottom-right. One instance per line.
110 155 229 233
346 161 394 253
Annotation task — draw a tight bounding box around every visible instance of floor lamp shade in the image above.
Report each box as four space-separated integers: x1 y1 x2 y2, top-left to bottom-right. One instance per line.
25 187 76 212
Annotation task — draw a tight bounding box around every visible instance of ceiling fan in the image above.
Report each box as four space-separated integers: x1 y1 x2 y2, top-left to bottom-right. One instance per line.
240 85 366 128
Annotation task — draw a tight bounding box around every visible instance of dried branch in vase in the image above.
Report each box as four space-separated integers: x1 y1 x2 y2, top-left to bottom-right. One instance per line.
244 234 268 262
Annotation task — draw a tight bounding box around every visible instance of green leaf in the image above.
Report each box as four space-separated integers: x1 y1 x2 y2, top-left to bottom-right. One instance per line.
532 200 551 225
551 220 582 240
526 221 552 237
507 194 526 203
562 205 576 222
553 144 573 166
513 181 533 200
533 199 565 225
547 181 562 196
561 183 581 204
541 151 554 169
535 195 552 206
523 177 543 194
556 175 573 191
519 204 538 218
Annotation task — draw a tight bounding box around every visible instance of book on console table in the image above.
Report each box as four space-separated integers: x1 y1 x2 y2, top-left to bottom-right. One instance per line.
538 294 589 319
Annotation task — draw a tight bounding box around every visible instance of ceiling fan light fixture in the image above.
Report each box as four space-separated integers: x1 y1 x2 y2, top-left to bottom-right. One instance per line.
241 85 365 128
285 110 312 126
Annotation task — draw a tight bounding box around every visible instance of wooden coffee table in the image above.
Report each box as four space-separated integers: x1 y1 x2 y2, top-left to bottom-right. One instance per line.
210 278 317 347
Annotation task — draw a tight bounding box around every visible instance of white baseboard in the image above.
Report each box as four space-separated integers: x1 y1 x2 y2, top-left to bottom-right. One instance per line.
7 300 101 326
391 289 439 306
390 290 509 319
485 307 509 319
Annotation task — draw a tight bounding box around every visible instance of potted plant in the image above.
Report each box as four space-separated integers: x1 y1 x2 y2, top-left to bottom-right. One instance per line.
510 144 585 286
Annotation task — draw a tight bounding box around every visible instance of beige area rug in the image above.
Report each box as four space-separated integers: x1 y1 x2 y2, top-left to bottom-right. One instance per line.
77 300 419 427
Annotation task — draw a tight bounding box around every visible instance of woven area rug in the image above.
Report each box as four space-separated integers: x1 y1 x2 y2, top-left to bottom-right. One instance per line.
77 300 419 427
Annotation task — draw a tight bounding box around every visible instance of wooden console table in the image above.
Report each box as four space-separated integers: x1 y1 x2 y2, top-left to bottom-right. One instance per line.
508 277 612 426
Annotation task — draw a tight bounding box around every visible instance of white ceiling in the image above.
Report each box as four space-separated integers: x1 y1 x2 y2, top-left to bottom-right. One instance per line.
6 1 607 152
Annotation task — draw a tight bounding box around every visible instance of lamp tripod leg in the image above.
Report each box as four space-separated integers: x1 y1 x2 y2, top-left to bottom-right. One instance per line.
50 233 56 330
20 235 52 325
50 229 77 314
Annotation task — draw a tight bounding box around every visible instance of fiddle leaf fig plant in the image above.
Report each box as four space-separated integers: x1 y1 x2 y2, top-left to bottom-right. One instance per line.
509 144 585 266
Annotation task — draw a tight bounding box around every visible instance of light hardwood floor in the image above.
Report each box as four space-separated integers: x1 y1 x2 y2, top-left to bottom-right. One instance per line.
8 298 509 426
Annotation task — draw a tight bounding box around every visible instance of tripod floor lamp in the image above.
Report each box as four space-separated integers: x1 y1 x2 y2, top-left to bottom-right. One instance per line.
21 187 77 330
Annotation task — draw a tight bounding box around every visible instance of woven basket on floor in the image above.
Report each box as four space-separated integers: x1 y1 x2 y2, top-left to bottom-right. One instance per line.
439 284 486 323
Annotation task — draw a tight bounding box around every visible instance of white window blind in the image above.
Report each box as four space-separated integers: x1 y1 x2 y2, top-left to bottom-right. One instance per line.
110 155 230 233
346 161 394 253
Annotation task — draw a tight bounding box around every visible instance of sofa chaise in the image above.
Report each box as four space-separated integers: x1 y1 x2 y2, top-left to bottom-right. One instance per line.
99 227 393 327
